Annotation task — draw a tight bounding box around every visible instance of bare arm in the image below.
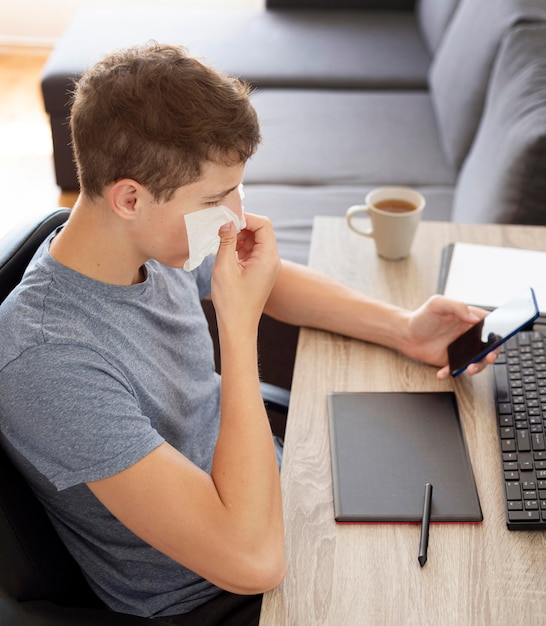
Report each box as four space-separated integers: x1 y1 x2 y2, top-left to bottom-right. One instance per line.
264 260 495 379
88 215 285 595
264 260 408 350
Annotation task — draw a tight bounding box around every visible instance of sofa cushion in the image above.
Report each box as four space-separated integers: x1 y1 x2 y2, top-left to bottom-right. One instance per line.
243 184 454 264
429 0 546 171
245 89 456 187
452 24 546 225
42 7 430 116
415 0 459 55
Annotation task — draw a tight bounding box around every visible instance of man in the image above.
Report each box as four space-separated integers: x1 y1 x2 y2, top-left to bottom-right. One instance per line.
0 43 494 624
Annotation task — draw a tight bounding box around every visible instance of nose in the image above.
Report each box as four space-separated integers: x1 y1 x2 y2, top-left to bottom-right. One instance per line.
225 184 245 221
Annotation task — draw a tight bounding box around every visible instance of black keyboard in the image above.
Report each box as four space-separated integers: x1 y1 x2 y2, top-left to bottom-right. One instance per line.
493 330 546 530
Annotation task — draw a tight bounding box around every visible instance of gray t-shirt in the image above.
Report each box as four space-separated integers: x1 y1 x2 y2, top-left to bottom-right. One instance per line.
0 232 223 617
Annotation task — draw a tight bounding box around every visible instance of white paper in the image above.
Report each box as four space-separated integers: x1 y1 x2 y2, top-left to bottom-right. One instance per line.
442 242 546 313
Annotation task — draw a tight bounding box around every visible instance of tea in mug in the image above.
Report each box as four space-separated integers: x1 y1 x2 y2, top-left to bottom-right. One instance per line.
374 199 417 213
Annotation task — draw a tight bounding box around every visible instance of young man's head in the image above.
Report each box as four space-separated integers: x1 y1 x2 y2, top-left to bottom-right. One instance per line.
70 42 261 201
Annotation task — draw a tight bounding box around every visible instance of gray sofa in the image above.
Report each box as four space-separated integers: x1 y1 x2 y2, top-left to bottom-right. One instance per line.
41 0 546 266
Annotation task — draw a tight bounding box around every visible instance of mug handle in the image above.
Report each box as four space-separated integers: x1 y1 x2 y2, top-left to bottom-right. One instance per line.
346 204 373 237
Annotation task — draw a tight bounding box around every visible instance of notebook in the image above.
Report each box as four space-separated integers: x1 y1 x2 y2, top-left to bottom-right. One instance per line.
438 242 546 321
327 391 483 523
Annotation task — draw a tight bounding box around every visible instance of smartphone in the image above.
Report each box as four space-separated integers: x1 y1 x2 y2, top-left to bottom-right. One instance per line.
447 287 539 377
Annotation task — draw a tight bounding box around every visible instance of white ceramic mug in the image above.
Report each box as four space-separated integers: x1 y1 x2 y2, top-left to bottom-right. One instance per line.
346 186 425 260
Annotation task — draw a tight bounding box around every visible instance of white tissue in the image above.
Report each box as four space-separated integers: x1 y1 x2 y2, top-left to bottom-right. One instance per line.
183 205 246 272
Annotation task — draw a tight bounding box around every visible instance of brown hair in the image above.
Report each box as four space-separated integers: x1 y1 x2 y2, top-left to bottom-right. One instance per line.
70 42 261 201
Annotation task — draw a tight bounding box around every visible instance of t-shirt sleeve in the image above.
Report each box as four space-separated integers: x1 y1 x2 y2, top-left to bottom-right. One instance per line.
0 344 164 491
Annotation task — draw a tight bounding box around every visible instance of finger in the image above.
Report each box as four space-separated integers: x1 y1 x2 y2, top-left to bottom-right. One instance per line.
240 212 263 229
219 220 236 237
468 348 500 375
434 297 482 325
216 221 237 260
466 362 481 376
486 349 500 364
468 305 489 322
436 365 451 380
235 228 256 259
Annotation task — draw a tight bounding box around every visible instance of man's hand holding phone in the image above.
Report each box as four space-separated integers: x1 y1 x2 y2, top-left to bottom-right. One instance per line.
447 287 539 377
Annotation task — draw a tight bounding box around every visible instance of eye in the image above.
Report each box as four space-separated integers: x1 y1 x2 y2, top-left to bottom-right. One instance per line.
205 201 220 208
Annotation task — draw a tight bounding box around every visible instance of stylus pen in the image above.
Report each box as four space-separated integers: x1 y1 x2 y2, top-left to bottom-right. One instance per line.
418 483 433 567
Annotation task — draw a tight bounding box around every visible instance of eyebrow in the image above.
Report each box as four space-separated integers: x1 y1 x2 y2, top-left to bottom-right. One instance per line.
202 185 239 201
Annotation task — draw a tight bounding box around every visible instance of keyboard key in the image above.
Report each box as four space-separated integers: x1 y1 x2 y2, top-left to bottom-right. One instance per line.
532 433 546 451
517 430 531 451
506 482 522 500
509 510 540 522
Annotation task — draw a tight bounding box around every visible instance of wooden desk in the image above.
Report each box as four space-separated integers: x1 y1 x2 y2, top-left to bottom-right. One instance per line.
260 218 546 626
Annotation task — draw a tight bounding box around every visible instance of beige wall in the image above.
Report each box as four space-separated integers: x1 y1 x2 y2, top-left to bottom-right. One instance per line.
0 0 265 47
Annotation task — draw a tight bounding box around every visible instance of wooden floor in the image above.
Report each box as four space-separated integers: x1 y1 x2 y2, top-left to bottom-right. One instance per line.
0 46 78 238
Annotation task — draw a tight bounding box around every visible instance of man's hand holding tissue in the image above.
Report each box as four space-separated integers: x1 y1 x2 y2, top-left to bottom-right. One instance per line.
208 212 285 587
211 213 281 336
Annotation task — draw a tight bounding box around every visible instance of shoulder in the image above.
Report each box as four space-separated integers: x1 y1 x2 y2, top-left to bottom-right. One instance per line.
0 255 55 370
0 342 162 490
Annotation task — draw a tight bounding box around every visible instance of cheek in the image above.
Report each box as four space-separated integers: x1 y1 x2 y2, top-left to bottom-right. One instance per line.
151 219 188 261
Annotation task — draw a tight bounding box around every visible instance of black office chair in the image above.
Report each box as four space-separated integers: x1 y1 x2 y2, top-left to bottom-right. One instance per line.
0 209 167 625
0 208 289 625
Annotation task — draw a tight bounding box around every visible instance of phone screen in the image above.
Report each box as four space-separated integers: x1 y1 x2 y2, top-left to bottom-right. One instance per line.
448 287 539 377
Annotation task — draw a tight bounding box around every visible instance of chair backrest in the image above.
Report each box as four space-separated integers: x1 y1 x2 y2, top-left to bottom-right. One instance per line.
0 209 70 303
0 209 102 611
0 210 186 624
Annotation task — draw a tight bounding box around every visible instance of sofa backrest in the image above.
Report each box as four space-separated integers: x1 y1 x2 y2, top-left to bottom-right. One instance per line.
429 0 546 172
452 24 546 225
415 0 459 55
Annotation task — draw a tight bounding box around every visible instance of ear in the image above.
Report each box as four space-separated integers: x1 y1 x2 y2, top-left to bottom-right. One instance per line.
108 179 146 221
